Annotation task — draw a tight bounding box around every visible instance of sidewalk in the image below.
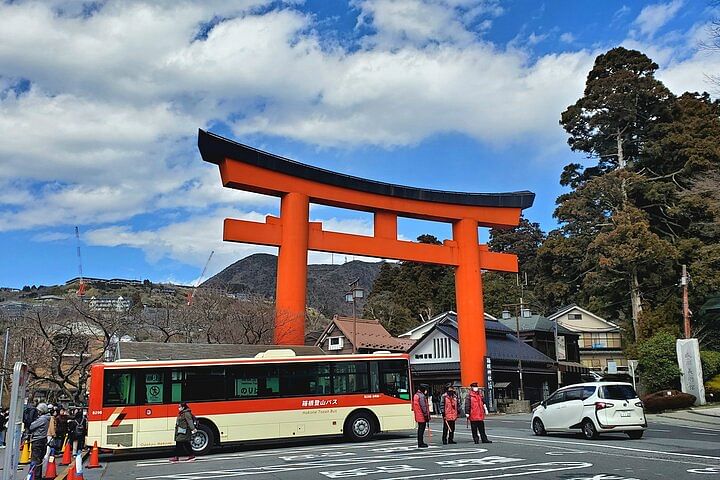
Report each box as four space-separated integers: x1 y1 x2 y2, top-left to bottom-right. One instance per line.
652 405 720 426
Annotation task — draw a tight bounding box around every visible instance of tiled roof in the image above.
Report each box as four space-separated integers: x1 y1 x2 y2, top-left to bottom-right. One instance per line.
331 317 416 352
499 315 576 335
115 342 324 361
410 312 555 364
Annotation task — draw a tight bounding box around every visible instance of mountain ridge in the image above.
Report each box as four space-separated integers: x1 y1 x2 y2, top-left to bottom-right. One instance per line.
202 253 383 317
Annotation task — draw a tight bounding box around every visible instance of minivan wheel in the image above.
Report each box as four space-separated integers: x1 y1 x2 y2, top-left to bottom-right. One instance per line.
582 419 599 440
626 430 644 439
532 418 547 436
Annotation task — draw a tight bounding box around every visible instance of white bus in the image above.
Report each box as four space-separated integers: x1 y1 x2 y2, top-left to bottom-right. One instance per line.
87 350 414 454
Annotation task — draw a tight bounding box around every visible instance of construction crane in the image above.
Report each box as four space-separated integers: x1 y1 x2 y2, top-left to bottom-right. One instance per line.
187 250 214 306
75 226 86 296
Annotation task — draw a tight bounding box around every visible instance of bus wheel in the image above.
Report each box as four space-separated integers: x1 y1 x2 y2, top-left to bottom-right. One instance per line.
345 411 375 442
191 423 214 456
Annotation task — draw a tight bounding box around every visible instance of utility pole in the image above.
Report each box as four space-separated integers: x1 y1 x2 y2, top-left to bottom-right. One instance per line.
517 273 527 401
681 265 691 339
515 304 525 401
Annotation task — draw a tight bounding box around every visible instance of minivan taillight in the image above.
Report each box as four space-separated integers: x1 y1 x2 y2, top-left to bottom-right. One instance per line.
595 402 614 411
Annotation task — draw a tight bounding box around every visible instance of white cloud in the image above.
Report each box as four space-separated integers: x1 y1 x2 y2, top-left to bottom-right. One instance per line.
560 32 575 44
31 231 72 242
633 0 683 38
1 0 718 276
84 209 382 279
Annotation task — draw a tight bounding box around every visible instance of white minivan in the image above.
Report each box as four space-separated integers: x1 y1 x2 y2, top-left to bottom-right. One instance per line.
531 382 647 440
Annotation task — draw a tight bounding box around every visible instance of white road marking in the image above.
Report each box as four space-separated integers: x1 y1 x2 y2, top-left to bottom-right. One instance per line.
135 439 411 466
693 432 719 436
380 461 593 480
136 448 487 480
688 466 720 474
487 434 720 461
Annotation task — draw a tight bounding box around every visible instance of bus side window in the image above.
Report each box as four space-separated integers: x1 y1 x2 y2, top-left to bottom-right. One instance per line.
140 370 165 404
378 360 410 400
104 370 136 406
370 362 380 393
171 370 183 403
332 362 369 394
262 365 280 397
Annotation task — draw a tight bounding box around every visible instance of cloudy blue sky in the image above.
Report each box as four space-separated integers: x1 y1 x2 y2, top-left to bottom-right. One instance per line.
1 0 718 288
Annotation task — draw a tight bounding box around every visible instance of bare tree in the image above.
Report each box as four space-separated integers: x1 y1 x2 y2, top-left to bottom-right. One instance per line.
205 295 275 344
19 299 139 403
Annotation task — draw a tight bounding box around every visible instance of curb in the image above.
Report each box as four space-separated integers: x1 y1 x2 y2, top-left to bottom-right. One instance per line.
688 410 720 419
653 412 720 426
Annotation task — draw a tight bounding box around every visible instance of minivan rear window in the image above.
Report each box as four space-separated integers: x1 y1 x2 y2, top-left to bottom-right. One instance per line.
600 384 637 400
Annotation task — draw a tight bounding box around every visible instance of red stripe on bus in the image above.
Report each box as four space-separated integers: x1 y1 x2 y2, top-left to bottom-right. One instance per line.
93 394 410 421
111 412 127 428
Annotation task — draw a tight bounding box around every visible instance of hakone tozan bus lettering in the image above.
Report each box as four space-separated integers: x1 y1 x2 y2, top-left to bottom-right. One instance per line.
86 351 414 454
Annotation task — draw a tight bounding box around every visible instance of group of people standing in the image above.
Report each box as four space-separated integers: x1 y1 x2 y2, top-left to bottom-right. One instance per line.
412 382 491 448
23 401 87 479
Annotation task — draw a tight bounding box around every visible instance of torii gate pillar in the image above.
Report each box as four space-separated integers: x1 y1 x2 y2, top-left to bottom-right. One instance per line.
275 192 310 345
453 218 486 385
199 129 535 387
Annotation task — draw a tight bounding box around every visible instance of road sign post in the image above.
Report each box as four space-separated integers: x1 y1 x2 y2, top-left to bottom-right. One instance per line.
2 362 29 480
628 359 638 392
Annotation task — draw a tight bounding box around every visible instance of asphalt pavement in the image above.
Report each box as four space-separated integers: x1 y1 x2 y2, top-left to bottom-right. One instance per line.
20 413 720 480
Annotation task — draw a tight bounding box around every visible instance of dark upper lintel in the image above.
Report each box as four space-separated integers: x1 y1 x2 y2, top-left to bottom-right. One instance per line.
198 129 535 210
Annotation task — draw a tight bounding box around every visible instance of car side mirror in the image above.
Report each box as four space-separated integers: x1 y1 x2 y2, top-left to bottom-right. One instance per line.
541 401 547 408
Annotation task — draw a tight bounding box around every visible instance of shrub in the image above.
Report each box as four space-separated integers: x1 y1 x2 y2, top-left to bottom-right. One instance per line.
705 374 720 403
700 350 720 381
641 390 696 413
637 332 681 392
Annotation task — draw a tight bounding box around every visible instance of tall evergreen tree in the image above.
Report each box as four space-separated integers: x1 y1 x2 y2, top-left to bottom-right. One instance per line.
538 47 720 344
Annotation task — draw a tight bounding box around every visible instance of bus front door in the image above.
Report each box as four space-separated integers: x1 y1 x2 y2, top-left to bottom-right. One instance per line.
137 369 174 448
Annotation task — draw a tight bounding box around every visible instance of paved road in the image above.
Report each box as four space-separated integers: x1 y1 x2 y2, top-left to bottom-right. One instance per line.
48 414 720 480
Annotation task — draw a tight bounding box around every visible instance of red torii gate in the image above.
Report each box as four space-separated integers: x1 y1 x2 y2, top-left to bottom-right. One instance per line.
199 130 535 386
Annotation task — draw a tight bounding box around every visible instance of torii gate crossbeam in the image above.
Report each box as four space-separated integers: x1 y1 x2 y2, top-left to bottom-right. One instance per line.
199 129 535 386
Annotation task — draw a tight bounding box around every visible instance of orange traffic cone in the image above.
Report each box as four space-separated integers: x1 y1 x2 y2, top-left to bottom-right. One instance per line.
86 442 101 469
60 441 72 466
74 454 85 480
67 463 75 480
43 449 58 480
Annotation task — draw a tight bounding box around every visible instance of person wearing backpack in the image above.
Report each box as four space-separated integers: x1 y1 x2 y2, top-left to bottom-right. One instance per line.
54 407 69 452
170 403 197 463
69 409 87 454
22 400 38 442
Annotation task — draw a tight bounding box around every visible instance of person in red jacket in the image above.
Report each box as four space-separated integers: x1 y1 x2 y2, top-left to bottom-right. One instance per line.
439 383 462 445
464 382 491 444
412 384 430 448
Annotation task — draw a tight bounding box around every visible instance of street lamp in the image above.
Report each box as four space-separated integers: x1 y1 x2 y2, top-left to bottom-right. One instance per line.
345 280 364 354
503 303 526 401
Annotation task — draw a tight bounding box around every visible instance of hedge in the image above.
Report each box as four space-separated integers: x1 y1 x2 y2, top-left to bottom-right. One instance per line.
641 390 696 413
700 350 720 381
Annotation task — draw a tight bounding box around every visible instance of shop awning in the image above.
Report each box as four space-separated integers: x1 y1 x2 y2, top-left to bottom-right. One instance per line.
558 360 590 373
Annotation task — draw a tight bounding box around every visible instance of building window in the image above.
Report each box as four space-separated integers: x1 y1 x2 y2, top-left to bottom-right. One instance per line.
568 313 583 320
433 337 452 359
328 336 344 351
